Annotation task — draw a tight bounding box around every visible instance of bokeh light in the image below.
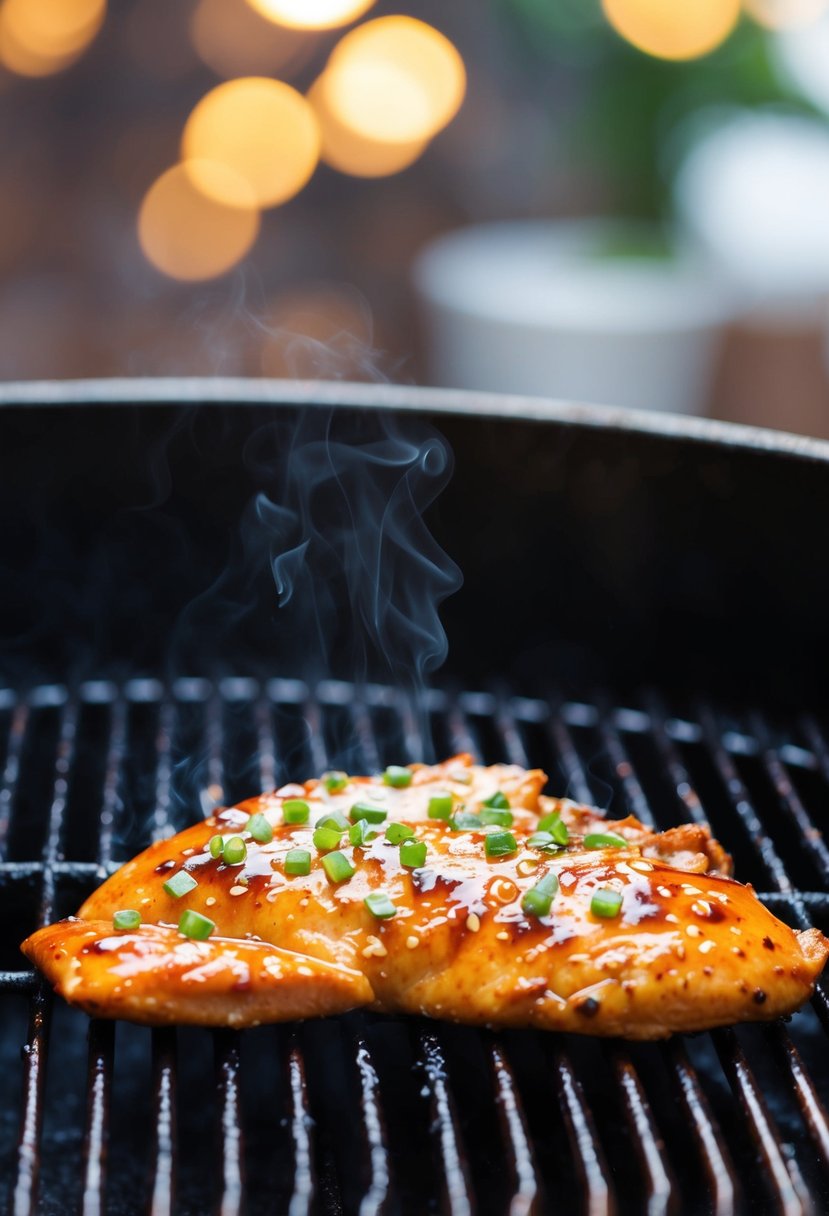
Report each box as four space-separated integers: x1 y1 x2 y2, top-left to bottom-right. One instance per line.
182 77 320 209
191 0 314 80
773 5 829 112
138 160 260 281
602 0 740 60
322 16 466 146
744 0 828 28
245 0 376 31
0 0 106 76
309 75 427 177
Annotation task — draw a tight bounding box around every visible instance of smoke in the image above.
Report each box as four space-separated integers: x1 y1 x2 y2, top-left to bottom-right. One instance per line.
251 406 462 720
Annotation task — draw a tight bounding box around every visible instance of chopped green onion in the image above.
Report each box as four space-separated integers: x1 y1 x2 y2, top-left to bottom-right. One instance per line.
113 909 141 930
284 848 311 876
483 791 510 810
537 813 570 845
316 811 349 832
591 888 623 918
208 834 224 859
383 765 412 788
322 770 348 793
321 851 355 884
399 839 427 868
178 909 215 940
163 870 198 899
313 826 342 853
222 836 247 866
484 831 518 859
349 802 388 825
584 832 627 850
385 822 414 844
364 891 397 919
527 830 564 851
283 799 310 824
521 873 559 918
427 793 453 819
246 813 273 844
349 819 378 847
480 808 513 827
451 811 482 831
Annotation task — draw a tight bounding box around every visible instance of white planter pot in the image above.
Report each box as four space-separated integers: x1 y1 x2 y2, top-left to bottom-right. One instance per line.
413 220 736 415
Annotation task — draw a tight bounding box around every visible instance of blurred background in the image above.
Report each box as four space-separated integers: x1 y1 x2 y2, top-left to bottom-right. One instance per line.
4 0 829 434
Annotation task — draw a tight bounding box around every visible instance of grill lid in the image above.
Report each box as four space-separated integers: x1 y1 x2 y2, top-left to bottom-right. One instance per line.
2 677 829 1215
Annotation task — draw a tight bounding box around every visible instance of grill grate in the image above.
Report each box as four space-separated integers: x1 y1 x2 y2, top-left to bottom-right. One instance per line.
2 680 829 1215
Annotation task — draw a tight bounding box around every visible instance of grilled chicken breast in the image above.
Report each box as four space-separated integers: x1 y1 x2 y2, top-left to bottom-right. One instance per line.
22 754 827 1039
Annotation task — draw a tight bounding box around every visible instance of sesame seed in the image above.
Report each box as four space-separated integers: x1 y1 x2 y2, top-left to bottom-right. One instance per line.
205 896 216 907
730 926 742 936
496 930 510 941
615 862 634 876
466 913 481 933
229 885 247 896
691 900 712 918
630 860 654 873
698 940 716 954
362 936 387 959
665 913 679 924
681 884 703 895
686 925 702 937
657 885 672 898
297 966 313 977
732 946 743 955
406 935 419 949
674 944 686 960
182 848 195 856
299 897 309 907
516 858 539 877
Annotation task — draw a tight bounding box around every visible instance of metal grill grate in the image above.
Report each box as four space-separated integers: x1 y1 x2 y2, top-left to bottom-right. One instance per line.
2 679 829 1215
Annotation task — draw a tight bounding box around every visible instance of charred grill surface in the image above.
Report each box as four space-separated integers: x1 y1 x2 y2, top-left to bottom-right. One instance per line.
1 678 829 1214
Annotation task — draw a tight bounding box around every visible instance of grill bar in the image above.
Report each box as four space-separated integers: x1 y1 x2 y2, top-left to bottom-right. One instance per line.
0 700 28 856
214 1032 244 1216
418 1029 474 1216
666 1040 738 1216
553 1048 614 1216
754 716 829 880
714 1028 812 1215
285 1036 314 1216
489 1040 539 1216
610 1049 676 1216
352 1033 391 1216
148 1028 177 1216
80 1019 114 1216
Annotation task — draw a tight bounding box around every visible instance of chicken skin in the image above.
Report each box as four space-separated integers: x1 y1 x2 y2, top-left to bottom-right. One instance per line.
22 754 827 1039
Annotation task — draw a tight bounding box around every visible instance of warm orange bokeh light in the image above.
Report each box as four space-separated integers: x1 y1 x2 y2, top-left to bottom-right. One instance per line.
182 77 320 209
0 0 105 76
309 75 427 177
744 0 828 27
138 161 260 281
191 0 314 80
322 16 466 146
602 0 740 59
245 0 375 31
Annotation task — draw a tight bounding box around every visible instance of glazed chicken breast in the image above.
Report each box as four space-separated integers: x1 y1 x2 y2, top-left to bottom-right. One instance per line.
22 754 827 1039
